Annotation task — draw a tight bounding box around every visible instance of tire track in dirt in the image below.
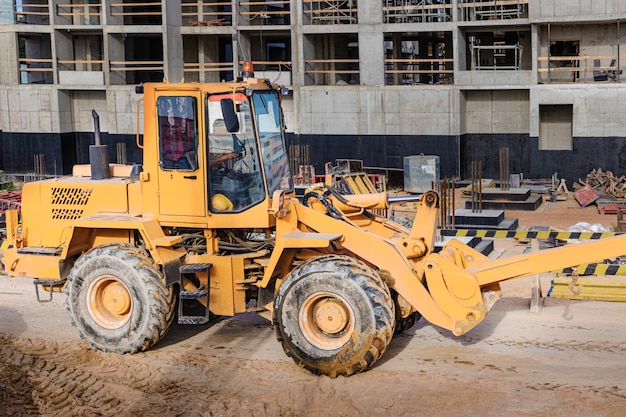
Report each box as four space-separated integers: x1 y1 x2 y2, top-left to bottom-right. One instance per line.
2 331 626 417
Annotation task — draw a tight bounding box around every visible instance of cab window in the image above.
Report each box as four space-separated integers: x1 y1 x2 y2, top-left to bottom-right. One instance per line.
157 96 198 171
207 94 265 212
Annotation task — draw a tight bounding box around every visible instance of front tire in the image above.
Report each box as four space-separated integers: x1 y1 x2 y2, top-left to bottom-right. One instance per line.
65 244 176 354
273 255 395 377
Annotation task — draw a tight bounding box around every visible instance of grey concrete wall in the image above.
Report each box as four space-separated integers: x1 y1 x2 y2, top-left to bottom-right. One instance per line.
530 84 626 137
296 85 459 136
530 0 626 22
463 90 530 134
0 85 141 134
0 86 58 132
107 88 142 135
455 70 534 86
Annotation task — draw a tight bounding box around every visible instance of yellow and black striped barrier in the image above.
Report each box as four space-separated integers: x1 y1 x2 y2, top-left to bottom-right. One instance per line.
440 229 622 241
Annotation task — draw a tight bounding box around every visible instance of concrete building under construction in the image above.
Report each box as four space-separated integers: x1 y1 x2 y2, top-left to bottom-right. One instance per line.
1 0 626 184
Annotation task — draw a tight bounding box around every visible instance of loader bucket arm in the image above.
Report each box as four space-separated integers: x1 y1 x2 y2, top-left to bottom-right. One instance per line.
270 194 459 333
458 233 626 286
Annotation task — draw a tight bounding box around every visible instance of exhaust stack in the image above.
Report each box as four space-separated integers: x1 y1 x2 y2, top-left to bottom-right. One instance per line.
90 110 110 180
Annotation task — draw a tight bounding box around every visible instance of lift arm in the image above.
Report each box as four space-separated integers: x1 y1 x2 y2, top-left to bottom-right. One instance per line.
464 234 626 286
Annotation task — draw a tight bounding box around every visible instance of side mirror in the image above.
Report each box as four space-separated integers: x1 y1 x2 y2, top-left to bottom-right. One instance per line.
220 99 240 132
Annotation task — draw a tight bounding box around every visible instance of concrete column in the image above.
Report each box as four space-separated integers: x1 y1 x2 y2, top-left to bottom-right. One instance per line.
358 0 384 86
163 0 183 82
392 33 402 85
0 0 15 24
0 32 19 84
531 23 538 82
292 0 303 86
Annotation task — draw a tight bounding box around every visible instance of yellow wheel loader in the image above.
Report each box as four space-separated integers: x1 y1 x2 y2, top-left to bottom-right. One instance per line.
4 66 626 377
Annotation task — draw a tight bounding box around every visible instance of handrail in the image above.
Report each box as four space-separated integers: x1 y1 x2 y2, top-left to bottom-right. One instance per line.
56 3 102 17
240 10 290 15
183 62 233 72
385 58 453 63
15 3 49 15
537 54 624 83
239 60 292 66
110 60 164 71
240 0 290 5
58 59 105 71
19 58 54 72
304 58 360 75
109 2 162 16
181 0 230 5
58 59 105 64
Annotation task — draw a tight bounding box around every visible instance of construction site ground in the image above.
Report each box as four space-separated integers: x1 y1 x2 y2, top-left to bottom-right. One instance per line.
1 190 626 417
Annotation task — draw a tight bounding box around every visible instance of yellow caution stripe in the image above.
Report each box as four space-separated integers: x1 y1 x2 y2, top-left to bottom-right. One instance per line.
440 229 622 240
548 279 626 301
553 264 626 276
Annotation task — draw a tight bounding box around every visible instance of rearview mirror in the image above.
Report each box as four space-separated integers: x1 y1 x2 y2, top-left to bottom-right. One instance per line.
220 99 240 132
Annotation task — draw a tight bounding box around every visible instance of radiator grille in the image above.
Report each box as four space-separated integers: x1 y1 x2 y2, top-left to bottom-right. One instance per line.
51 187 93 206
52 208 85 220
50 187 93 220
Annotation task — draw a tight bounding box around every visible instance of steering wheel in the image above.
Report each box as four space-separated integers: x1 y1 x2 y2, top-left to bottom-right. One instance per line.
232 134 247 161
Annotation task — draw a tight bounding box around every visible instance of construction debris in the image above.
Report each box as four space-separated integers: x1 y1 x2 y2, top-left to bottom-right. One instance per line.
573 185 601 207
324 159 386 194
574 167 626 198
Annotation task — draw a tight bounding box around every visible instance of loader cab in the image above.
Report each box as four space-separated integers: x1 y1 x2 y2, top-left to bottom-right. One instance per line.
146 81 293 228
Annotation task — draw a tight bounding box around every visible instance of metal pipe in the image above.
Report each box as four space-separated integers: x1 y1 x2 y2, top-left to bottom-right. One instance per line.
388 194 424 204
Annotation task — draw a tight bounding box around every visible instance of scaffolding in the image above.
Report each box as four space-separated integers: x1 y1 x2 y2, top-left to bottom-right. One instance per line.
383 0 451 24
459 0 528 21
470 41 523 70
303 0 357 25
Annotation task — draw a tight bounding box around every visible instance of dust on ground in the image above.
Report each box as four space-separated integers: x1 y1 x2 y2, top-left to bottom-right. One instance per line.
1 191 626 417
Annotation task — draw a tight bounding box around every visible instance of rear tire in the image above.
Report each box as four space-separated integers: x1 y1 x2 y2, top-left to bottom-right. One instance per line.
65 244 176 354
273 255 395 377
394 311 422 334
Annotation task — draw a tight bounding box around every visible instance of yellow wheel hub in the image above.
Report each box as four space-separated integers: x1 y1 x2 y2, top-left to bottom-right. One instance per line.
300 293 355 350
88 277 133 329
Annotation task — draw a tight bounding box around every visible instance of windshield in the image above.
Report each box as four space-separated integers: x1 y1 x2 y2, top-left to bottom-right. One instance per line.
207 93 265 212
251 91 293 196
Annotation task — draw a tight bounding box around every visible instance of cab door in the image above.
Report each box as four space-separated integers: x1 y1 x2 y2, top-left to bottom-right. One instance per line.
155 93 207 217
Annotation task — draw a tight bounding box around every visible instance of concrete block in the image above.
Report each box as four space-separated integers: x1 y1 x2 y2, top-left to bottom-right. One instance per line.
479 188 532 201
454 209 505 226
464 194 543 211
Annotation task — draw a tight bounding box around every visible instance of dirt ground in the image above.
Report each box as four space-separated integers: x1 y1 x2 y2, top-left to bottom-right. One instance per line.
1 191 626 417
